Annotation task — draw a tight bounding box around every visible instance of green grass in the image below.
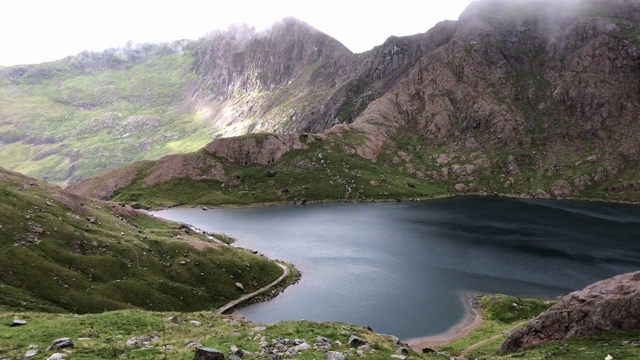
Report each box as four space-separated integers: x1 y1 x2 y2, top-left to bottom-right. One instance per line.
0 167 284 314
0 310 424 359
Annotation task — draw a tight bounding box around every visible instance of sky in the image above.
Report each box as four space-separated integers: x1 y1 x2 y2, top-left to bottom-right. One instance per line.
0 0 476 66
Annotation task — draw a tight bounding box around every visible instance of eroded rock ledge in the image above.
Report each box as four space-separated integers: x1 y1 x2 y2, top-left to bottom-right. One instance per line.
502 271 640 351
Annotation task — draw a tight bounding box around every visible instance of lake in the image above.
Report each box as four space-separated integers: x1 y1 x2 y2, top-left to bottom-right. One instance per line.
152 196 640 340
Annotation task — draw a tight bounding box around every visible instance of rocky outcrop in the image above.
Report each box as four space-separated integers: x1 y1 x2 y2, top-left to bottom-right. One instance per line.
204 134 309 165
502 271 640 351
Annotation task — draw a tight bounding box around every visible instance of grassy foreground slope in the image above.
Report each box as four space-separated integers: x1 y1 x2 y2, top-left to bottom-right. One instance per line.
2 295 638 359
0 166 283 313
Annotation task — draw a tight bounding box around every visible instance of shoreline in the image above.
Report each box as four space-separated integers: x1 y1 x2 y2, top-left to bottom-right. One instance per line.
406 293 483 352
147 192 640 212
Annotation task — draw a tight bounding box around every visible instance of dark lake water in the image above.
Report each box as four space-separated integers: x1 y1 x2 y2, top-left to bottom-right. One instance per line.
153 197 640 340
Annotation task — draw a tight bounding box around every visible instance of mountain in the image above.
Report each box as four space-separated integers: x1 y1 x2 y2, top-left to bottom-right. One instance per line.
0 17 451 185
0 166 284 313
69 0 640 205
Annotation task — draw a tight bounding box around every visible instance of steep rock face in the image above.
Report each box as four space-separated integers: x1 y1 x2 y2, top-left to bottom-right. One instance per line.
502 271 640 351
189 18 458 135
344 0 640 189
203 133 309 165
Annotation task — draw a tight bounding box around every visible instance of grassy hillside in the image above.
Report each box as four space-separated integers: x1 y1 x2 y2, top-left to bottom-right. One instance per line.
0 46 218 185
79 128 640 208
0 167 284 313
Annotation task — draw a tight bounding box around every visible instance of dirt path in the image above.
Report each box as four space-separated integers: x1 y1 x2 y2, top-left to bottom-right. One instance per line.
408 295 483 352
455 320 529 360
214 263 289 315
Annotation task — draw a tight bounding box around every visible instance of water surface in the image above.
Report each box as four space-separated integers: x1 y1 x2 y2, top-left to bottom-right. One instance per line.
153 197 640 340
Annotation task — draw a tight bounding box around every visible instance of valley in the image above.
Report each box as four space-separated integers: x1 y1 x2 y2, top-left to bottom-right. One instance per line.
2 0 640 359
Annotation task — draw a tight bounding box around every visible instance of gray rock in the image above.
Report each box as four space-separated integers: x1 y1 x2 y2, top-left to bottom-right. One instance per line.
47 353 66 360
186 340 202 348
391 355 407 359
229 345 243 357
325 351 345 360
10 319 27 327
24 350 40 358
194 347 225 360
235 282 245 291
385 334 400 344
189 320 202 326
551 180 572 198
348 335 368 348
46 338 74 350
126 335 158 346
293 342 311 351
534 189 551 199
454 183 468 192
315 336 331 344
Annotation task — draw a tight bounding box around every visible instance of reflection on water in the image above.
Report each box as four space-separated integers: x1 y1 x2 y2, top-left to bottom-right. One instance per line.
153 197 640 339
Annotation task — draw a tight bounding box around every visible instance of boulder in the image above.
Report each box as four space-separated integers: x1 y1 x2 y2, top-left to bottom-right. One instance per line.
574 175 593 190
293 342 311 351
24 350 40 358
10 319 27 327
347 335 368 348
46 338 74 350
533 189 551 199
315 336 331 344
502 271 640 351
454 183 468 192
551 180 572 198
194 347 225 360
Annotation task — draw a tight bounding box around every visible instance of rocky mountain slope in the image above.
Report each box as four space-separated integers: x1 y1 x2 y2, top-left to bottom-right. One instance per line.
0 17 452 185
0 166 284 313
502 270 640 351
70 0 640 205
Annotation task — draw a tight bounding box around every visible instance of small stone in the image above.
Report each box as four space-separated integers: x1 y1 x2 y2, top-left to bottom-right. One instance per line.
186 340 202 348
47 353 66 360
235 282 245 291
391 355 406 359
316 336 331 344
189 320 201 326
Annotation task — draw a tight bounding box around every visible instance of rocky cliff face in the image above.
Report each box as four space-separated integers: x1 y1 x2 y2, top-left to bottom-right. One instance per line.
502 271 640 351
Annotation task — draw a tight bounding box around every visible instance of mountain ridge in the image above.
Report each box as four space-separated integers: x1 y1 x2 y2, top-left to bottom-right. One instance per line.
69 0 640 205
